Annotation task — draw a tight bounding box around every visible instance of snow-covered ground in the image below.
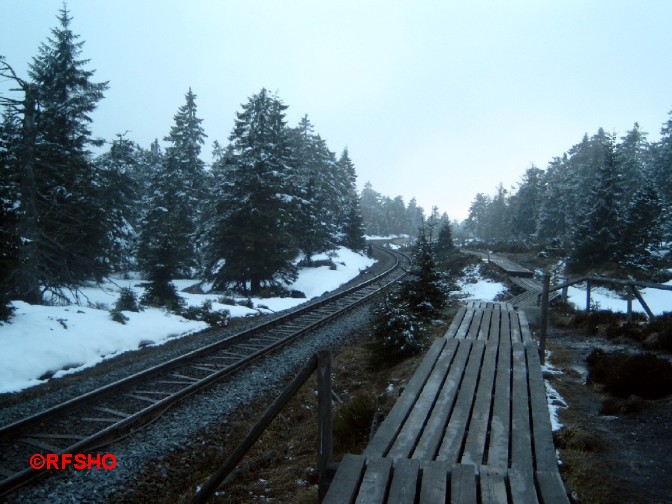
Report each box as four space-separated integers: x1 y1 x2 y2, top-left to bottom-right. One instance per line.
566 281 672 316
0 247 374 394
455 265 507 301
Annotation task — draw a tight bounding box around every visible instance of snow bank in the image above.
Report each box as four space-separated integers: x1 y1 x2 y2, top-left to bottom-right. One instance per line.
0 247 374 394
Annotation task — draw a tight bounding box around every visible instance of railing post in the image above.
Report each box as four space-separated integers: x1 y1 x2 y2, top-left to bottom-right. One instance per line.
586 279 591 313
627 284 633 322
539 271 550 365
317 350 333 502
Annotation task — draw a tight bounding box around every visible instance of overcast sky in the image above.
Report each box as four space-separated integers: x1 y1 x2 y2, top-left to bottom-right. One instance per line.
2 1 671 219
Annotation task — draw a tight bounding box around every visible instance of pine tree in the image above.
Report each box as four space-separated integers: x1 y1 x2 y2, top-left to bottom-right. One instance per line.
208 89 298 294
401 225 447 320
138 89 207 278
434 220 455 259
569 134 625 271
621 180 663 268
5 6 110 301
335 148 366 251
510 166 544 239
95 134 140 272
288 116 338 262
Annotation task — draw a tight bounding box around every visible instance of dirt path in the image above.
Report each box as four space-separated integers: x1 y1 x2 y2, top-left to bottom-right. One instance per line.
545 329 672 504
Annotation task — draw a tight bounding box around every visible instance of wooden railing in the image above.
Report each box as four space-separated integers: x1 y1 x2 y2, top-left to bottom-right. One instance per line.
537 273 671 364
190 351 333 503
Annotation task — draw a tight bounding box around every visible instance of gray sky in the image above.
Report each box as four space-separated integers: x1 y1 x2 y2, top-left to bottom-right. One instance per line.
2 0 671 219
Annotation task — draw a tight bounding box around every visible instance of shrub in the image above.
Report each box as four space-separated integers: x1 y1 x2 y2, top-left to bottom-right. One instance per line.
181 300 230 327
110 309 129 324
587 349 672 399
367 293 427 368
140 279 184 311
333 392 378 454
114 287 140 312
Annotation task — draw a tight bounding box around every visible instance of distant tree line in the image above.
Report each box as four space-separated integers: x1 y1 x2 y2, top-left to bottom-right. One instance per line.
466 123 672 272
359 182 456 239
0 7 365 319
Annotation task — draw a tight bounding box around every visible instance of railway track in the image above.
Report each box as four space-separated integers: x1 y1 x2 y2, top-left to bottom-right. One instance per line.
0 247 410 498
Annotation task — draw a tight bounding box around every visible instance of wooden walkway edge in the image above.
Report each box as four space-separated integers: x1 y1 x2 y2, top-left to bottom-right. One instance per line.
324 301 569 504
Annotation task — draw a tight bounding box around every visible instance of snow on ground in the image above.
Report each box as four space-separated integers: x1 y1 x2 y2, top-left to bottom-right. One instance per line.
0 247 374 394
566 280 672 316
541 352 568 433
455 265 507 301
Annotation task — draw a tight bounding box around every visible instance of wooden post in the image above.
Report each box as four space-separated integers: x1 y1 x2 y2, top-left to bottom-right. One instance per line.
317 350 333 502
626 284 633 322
561 277 568 303
586 280 591 313
632 286 655 320
539 271 550 365
190 354 318 504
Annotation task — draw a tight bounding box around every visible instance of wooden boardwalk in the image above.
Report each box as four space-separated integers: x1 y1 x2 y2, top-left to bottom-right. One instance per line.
323 302 568 504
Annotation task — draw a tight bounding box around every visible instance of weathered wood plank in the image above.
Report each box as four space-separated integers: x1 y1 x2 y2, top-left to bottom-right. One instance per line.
487 343 511 468
323 454 366 504
525 344 559 472
388 339 461 458
388 459 420 504
535 470 570 504
354 457 393 504
437 341 486 463
478 308 494 341
444 306 468 339
480 465 508 504
500 310 512 346
517 310 534 344
366 338 448 457
509 468 539 504
461 342 498 466
454 308 476 339
450 463 477 504
419 461 450 504
466 309 485 340
511 343 533 475
488 308 501 344
411 340 473 460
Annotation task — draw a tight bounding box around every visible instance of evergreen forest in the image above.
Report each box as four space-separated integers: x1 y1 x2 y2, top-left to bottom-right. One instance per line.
465 124 672 274
0 7 368 319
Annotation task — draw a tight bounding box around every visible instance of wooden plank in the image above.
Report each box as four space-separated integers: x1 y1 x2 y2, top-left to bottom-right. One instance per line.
500 310 512 346
450 463 477 504
388 458 420 504
466 309 485 340
487 343 511 468
480 465 508 504
535 470 570 504
444 306 468 339
488 308 501 344
511 343 533 475
454 309 476 339
509 468 539 504
517 311 534 344
420 461 450 504
365 338 449 457
354 457 393 504
461 343 498 466
510 310 522 344
437 341 486 463
478 309 494 341
411 340 473 460
388 339 461 458
323 454 366 504
524 344 559 472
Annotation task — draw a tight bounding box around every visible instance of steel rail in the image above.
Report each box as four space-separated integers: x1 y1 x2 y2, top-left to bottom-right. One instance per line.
0 246 409 497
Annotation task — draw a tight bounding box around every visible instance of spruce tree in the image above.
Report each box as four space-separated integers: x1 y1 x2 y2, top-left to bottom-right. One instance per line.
138 89 207 278
10 6 109 300
334 148 366 251
621 181 663 268
208 89 298 294
569 134 625 271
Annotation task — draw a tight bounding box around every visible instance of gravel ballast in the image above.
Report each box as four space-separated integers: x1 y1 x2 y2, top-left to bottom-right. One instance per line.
7 302 375 503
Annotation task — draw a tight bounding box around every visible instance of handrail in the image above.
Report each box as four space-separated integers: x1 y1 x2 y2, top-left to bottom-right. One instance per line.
190 351 333 504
